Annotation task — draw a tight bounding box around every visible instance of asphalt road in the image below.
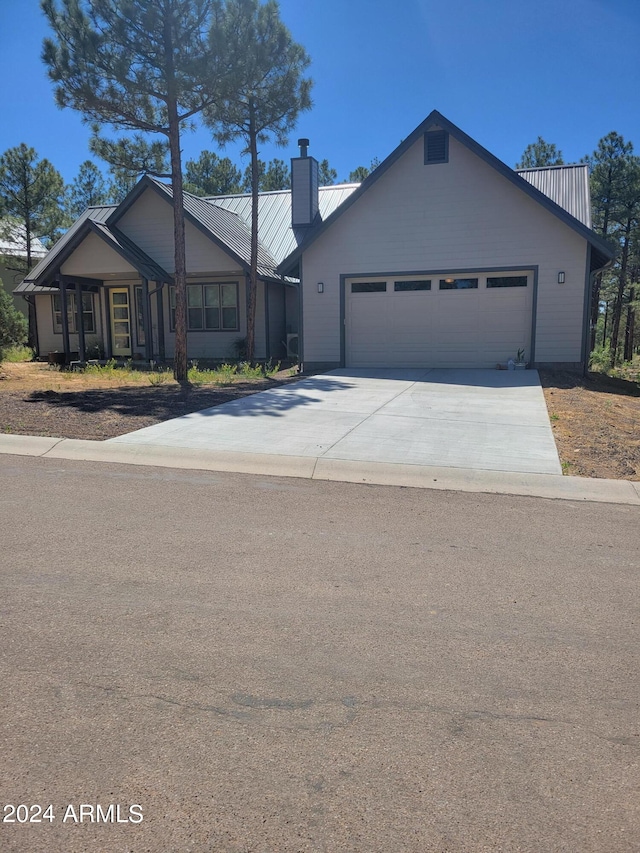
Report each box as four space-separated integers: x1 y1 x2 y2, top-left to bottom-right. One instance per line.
0 455 638 853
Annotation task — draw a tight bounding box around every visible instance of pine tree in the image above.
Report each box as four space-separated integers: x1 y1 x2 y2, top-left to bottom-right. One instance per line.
0 143 67 345
207 0 312 362
240 159 290 192
0 144 67 258
584 132 634 353
318 159 337 186
65 160 109 217
184 151 242 195
516 137 564 169
42 0 223 380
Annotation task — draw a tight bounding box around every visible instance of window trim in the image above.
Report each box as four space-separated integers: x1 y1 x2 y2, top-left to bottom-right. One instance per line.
169 282 239 332
394 280 432 292
52 291 96 334
486 275 528 288
350 282 387 294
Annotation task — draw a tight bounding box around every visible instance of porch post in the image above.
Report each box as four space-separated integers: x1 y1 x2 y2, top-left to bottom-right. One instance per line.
264 280 270 361
75 282 86 362
141 278 152 361
59 278 71 363
103 288 112 359
156 281 165 361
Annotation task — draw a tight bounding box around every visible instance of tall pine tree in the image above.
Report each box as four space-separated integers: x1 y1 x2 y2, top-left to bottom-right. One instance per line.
0 143 67 345
207 0 312 362
42 0 223 379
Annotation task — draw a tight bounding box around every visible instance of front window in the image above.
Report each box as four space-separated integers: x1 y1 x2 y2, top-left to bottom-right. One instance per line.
52 292 96 334
170 283 239 331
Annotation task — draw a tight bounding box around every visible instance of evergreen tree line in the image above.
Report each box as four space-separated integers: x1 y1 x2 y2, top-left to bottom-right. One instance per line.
517 136 640 367
0 143 374 254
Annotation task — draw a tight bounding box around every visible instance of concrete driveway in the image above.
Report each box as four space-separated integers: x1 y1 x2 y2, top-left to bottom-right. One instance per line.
109 368 561 475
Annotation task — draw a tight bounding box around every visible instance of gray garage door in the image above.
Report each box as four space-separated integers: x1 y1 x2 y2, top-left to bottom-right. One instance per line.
346 270 533 368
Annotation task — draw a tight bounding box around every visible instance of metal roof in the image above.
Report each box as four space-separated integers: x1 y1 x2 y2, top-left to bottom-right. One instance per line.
14 178 360 294
516 164 592 228
150 179 280 279
0 221 48 260
209 184 359 264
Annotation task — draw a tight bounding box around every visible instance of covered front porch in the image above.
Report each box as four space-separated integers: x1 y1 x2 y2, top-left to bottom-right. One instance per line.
14 214 173 365
49 275 167 365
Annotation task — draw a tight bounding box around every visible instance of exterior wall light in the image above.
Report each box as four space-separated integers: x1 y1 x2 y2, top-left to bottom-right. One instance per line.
557 272 565 284
317 282 324 293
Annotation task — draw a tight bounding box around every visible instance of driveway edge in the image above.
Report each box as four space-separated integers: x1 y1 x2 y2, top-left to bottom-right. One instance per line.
0 434 638 506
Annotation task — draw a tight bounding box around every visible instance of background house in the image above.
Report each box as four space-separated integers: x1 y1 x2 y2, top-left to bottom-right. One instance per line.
1 221 47 319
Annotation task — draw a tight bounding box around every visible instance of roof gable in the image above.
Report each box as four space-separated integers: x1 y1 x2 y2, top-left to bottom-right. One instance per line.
278 110 615 273
109 175 280 279
15 210 171 292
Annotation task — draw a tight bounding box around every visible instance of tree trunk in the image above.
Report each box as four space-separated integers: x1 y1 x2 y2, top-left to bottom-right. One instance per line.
610 223 631 366
167 99 188 381
24 213 37 350
623 287 635 362
246 101 259 364
590 210 611 351
590 272 603 352
163 13 188 382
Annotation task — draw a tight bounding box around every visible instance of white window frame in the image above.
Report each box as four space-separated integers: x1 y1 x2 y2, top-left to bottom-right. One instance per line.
52 292 96 334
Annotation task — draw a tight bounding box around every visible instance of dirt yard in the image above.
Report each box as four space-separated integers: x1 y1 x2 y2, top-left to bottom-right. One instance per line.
539 369 639 480
0 362 300 442
1 363 638 480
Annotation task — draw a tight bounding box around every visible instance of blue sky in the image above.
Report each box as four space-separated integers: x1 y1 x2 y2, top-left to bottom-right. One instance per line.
1 0 640 185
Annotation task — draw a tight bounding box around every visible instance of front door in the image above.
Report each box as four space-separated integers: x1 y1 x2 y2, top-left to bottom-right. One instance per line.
109 288 132 357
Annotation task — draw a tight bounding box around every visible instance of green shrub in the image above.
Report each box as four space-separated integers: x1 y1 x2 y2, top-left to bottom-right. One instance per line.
1 344 34 362
238 361 264 379
589 344 611 372
0 285 28 361
263 359 281 377
83 358 118 375
148 368 171 386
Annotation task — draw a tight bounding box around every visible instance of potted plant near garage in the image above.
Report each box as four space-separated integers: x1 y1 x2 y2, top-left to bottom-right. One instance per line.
514 348 527 370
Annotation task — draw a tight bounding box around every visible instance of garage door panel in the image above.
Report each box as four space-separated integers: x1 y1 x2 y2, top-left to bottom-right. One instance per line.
346 271 532 368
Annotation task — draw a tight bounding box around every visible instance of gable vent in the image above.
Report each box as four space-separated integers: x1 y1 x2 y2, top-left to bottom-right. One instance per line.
424 130 449 164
